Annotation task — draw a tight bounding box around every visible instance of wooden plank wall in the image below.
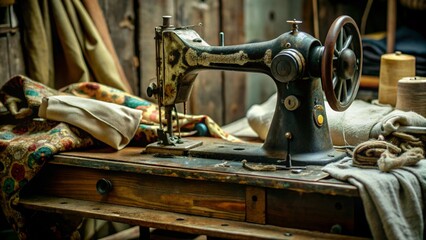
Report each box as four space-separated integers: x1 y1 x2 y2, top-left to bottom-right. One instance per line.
302 0 388 42
0 1 245 126
137 0 245 125
99 0 139 93
87 0 248 126
100 0 308 126
0 6 24 88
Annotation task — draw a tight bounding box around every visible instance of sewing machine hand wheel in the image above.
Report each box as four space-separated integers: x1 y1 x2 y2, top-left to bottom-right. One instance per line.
321 15 362 111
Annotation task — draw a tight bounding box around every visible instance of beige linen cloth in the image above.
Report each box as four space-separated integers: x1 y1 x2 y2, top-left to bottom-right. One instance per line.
38 95 142 150
247 93 426 146
323 157 426 240
247 94 425 172
248 95 426 239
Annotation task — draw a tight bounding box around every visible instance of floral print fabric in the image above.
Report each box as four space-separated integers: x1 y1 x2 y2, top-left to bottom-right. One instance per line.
0 75 237 239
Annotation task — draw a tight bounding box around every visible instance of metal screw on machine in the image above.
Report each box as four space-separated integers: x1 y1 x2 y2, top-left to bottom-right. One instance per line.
162 15 172 27
147 82 158 98
287 19 302 34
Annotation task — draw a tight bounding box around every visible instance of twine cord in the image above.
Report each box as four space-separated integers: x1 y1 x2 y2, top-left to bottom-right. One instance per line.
353 131 425 172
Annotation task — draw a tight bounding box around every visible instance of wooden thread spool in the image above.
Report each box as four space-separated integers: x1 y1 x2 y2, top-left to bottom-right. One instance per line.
396 77 426 117
378 51 416 106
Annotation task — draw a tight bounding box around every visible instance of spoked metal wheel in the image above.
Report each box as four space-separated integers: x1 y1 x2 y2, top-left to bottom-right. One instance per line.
321 15 363 111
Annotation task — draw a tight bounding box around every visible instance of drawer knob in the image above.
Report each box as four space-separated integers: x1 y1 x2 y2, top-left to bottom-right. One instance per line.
96 178 113 195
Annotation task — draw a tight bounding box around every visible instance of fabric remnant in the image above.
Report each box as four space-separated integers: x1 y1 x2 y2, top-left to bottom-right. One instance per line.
0 75 238 239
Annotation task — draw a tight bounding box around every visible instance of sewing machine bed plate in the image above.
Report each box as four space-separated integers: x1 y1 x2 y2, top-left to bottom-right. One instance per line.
146 136 347 167
20 137 370 238
143 139 330 181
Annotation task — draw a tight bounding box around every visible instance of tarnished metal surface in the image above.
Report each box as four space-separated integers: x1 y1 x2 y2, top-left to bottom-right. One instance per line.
321 16 362 111
145 138 203 156
189 141 346 166
151 16 362 166
185 49 250 66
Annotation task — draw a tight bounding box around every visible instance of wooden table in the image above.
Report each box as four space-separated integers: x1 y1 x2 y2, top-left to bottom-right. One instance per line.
18 138 371 239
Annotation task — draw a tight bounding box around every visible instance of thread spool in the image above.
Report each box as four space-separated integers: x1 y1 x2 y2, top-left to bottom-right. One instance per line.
396 77 426 117
378 51 416 106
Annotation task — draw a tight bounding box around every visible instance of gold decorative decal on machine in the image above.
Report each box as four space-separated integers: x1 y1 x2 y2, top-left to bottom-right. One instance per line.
164 83 177 101
162 32 191 105
185 49 250 66
263 49 273 66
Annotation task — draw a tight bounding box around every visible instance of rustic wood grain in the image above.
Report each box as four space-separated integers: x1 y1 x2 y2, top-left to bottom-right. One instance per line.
98 0 138 94
134 1 248 124
221 0 246 125
266 188 370 237
0 36 9 86
7 31 25 77
136 0 249 124
19 195 366 240
53 145 357 197
138 0 172 100
18 143 368 238
245 186 265 224
175 0 224 125
0 31 25 87
32 164 246 221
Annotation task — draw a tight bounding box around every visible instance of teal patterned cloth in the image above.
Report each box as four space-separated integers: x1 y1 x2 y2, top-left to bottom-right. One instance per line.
0 75 238 239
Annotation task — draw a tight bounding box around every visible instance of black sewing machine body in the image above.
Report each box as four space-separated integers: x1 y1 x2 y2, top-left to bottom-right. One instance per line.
147 16 362 166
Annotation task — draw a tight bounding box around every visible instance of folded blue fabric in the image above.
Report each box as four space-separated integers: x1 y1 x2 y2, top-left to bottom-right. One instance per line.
362 26 426 76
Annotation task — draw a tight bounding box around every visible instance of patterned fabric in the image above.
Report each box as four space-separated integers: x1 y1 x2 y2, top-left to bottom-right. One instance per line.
60 80 239 144
0 75 238 239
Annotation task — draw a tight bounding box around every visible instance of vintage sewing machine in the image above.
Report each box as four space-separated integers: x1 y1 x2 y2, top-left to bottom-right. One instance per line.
14 14 369 237
145 15 362 167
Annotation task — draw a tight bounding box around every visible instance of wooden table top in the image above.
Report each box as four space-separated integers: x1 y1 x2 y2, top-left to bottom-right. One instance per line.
53 137 358 197
20 136 367 239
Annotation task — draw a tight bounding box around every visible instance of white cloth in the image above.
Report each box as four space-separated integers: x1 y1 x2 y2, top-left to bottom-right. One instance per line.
247 94 426 146
246 94 277 140
323 158 426 240
325 100 393 145
38 95 142 150
371 109 426 137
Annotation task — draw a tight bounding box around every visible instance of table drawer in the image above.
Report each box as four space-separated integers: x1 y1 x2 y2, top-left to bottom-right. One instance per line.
27 164 246 221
